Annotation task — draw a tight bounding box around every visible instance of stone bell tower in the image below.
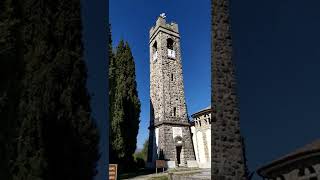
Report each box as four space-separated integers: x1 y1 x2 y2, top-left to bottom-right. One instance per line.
146 14 196 169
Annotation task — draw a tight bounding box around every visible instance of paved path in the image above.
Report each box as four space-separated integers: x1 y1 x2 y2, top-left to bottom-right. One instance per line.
169 168 211 180
125 168 211 180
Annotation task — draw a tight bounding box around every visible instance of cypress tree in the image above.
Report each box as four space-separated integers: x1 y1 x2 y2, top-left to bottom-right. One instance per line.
110 40 127 164
0 0 23 179
108 25 117 162
141 139 149 162
122 42 140 168
12 0 99 180
109 40 141 172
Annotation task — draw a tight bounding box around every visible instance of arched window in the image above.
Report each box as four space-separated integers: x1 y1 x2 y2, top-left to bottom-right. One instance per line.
276 175 285 180
298 166 318 180
307 166 317 180
167 38 174 50
298 168 305 176
307 166 316 174
167 38 176 59
153 41 157 52
152 41 158 61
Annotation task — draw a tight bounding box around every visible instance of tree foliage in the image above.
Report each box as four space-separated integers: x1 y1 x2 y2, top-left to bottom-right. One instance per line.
0 0 100 179
0 0 23 179
108 32 141 172
134 139 148 161
141 139 149 162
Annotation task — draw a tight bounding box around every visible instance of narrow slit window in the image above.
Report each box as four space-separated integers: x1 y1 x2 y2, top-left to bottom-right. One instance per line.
173 107 176 116
171 74 173 81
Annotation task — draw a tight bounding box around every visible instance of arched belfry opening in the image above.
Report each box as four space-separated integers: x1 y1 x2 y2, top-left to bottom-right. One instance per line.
167 38 175 59
152 41 158 61
153 41 157 52
167 38 174 50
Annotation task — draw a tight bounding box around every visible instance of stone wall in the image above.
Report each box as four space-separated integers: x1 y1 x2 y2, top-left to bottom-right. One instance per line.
147 15 195 168
212 0 246 179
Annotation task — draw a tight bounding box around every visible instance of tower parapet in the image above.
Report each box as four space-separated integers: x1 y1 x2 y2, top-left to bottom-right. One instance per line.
149 14 179 40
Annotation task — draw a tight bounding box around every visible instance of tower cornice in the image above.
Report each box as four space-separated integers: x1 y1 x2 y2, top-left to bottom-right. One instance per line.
148 121 191 130
149 26 180 44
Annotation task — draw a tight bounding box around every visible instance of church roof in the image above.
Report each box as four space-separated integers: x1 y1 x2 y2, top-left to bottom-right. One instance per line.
199 105 211 112
282 139 320 158
190 105 212 118
257 139 320 177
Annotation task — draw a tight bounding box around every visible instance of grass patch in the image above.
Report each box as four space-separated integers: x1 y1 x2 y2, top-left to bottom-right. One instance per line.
167 167 200 173
149 175 169 180
119 168 155 179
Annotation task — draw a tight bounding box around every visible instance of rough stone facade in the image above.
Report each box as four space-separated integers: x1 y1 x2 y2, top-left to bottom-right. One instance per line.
212 0 246 179
147 15 196 168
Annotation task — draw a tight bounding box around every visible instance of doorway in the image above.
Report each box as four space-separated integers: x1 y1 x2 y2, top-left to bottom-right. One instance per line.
176 146 182 166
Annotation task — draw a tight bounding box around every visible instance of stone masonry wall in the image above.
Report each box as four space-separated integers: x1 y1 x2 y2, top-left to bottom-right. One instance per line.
147 15 195 167
212 0 246 179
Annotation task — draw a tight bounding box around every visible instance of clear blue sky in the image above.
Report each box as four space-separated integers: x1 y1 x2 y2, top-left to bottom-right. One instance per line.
231 0 320 179
81 0 108 179
84 0 320 179
110 0 211 151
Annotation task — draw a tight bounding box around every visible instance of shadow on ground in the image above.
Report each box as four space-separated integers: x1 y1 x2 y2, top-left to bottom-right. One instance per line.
119 168 158 179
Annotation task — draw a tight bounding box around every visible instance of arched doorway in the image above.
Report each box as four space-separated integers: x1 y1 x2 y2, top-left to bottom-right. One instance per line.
174 136 184 167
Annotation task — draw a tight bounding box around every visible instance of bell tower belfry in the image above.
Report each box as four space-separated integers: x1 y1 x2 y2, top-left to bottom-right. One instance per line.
147 14 196 168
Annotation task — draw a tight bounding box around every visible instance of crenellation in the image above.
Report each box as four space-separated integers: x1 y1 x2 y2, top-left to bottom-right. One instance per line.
150 16 180 41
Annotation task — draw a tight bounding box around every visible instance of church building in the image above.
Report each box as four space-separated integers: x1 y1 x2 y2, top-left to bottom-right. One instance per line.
190 106 212 169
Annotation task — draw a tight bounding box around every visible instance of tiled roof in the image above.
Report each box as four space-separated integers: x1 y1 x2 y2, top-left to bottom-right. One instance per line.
190 105 212 117
198 105 211 112
257 139 320 176
281 139 320 159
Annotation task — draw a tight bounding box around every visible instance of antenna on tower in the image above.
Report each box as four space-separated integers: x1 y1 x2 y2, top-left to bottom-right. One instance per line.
160 13 166 18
